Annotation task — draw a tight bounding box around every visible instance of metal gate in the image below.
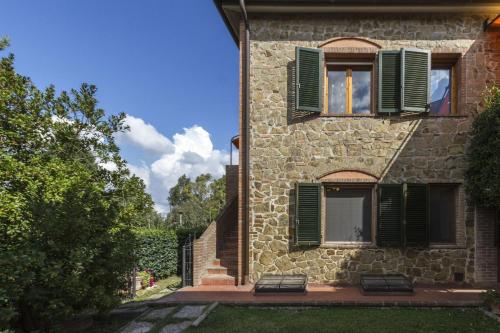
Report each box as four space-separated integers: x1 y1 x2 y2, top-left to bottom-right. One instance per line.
182 234 194 287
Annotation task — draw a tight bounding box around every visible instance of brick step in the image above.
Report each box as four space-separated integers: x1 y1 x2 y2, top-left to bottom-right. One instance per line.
207 265 228 275
220 255 238 265
201 274 236 286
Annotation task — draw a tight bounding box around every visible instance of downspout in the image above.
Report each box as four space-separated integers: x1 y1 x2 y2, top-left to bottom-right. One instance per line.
239 0 250 285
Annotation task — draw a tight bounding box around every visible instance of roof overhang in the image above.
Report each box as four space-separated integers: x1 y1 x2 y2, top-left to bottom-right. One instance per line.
214 0 500 45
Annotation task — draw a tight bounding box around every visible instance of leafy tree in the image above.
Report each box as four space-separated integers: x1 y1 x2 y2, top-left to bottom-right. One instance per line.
134 210 168 229
167 173 225 228
167 175 194 207
0 36 9 51
0 51 153 331
466 86 500 209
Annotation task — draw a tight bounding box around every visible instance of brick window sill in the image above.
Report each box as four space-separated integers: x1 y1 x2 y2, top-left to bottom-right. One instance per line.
319 114 468 118
320 242 376 249
429 243 466 249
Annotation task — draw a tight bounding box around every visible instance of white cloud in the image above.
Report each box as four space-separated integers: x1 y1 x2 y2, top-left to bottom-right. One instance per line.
116 115 174 154
120 116 237 213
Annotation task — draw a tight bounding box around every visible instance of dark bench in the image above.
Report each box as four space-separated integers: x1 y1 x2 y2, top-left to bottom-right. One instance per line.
254 274 307 294
360 274 414 295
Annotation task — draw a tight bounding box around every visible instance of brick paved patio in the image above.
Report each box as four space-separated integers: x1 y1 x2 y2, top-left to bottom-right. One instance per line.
154 284 486 307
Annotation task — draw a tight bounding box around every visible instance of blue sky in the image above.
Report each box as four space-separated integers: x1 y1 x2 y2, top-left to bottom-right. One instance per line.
2 0 239 212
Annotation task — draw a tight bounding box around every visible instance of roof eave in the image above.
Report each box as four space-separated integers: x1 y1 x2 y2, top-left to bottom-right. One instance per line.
214 0 240 46
215 1 500 45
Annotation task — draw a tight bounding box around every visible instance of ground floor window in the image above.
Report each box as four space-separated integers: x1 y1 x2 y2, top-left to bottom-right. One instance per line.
325 186 372 242
430 184 457 244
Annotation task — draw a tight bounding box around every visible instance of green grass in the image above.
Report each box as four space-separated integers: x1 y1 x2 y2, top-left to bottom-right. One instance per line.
185 306 500 333
123 275 181 303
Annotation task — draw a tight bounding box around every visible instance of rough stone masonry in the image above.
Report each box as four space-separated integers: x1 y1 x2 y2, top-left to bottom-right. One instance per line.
247 13 499 284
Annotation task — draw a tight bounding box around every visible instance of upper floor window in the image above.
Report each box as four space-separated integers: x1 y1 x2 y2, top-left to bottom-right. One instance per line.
430 68 451 115
327 65 372 115
295 45 460 117
430 56 458 116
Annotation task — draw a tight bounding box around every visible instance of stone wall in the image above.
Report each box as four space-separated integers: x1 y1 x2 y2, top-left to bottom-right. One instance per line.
247 13 499 284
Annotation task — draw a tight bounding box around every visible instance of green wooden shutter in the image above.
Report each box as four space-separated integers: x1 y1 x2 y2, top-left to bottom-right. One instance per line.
295 47 323 113
295 183 321 245
404 183 429 247
377 184 403 247
401 48 431 112
378 50 401 114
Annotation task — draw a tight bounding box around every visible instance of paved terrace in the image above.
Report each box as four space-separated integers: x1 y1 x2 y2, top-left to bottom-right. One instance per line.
154 284 485 307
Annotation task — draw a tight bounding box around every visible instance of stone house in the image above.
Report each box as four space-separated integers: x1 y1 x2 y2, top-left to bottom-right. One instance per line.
192 0 500 288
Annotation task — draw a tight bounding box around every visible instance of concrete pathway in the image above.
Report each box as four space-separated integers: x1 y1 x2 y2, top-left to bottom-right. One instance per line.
118 304 209 333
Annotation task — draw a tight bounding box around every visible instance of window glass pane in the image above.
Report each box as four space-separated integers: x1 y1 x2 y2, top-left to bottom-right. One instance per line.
430 185 456 243
328 70 346 114
325 187 372 242
352 70 371 114
430 69 451 115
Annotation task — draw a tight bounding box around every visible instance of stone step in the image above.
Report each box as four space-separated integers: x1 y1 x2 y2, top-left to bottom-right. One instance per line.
201 274 236 286
212 259 221 266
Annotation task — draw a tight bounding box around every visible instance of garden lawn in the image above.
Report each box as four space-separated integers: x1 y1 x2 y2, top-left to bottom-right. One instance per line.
123 275 181 303
185 306 500 333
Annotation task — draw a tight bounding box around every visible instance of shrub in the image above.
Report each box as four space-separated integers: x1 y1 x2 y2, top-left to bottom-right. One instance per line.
175 225 207 244
466 86 500 209
134 228 178 279
482 289 500 308
138 271 152 289
0 55 153 331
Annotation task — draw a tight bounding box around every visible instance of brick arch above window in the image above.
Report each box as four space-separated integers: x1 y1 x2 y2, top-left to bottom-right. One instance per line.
319 37 382 54
317 170 378 183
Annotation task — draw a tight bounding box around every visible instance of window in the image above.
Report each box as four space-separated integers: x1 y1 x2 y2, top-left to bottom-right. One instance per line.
430 55 459 116
429 185 457 244
327 65 372 114
430 68 452 115
325 186 372 242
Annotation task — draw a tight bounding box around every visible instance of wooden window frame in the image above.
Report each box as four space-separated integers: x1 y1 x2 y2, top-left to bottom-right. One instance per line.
428 183 459 246
430 57 459 116
323 63 375 116
320 183 376 247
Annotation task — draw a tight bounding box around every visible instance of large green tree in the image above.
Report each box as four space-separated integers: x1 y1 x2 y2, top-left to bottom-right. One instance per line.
0 47 153 331
167 174 225 228
466 86 500 209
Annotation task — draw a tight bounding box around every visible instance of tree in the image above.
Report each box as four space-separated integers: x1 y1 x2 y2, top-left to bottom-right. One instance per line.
166 174 225 228
0 36 9 51
466 86 500 209
0 51 153 331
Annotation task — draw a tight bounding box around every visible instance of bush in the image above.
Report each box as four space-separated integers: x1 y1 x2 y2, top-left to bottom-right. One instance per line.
482 289 500 308
466 86 500 208
134 228 178 279
0 55 153 331
138 271 152 289
175 225 207 245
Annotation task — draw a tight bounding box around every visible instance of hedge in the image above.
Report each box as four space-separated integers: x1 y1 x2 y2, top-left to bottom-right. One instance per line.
174 225 207 274
134 228 178 279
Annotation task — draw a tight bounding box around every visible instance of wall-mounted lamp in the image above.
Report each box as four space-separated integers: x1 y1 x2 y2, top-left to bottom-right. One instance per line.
484 14 500 32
